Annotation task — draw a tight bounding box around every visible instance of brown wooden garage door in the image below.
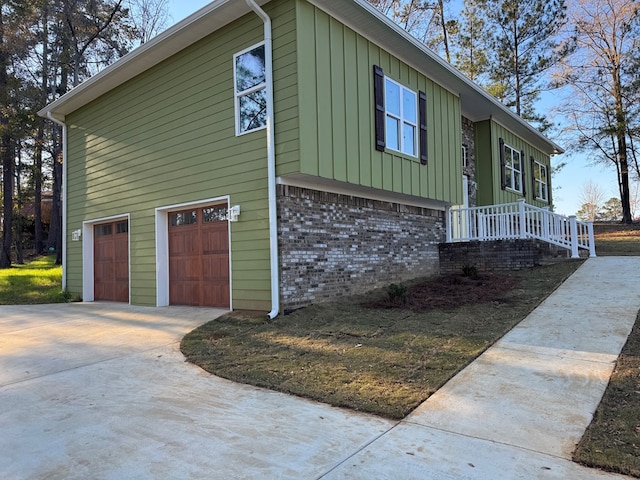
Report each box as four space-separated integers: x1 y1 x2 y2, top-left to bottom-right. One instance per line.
168 205 230 308
94 220 129 302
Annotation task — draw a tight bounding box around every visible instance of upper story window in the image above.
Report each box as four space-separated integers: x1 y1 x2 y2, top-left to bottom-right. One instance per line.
373 65 427 164
384 77 417 157
502 142 523 193
234 43 267 135
533 160 549 201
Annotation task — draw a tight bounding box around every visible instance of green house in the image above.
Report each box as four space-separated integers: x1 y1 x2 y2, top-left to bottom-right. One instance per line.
39 0 563 316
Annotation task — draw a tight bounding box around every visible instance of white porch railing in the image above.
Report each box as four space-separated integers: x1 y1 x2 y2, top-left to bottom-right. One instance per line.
446 199 596 258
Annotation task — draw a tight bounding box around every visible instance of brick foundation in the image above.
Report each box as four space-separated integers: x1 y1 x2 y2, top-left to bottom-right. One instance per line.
277 185 445 310
438 239 571 274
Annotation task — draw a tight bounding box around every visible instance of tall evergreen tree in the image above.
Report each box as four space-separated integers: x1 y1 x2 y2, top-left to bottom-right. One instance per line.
484 0 569 128
453 0 489 82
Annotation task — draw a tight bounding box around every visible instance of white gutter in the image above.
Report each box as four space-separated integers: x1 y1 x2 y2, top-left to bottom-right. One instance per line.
46 112 68 291
245 0 279 319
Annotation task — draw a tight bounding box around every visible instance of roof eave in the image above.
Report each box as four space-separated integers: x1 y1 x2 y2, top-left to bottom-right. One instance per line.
309 0 564 155
38 0 269 119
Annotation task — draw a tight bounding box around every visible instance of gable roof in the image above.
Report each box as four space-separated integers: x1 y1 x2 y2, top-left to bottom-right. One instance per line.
38 0 563 155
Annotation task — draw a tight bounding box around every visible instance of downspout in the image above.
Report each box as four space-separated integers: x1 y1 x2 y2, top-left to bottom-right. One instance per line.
46 112 68 291
245 0 279 319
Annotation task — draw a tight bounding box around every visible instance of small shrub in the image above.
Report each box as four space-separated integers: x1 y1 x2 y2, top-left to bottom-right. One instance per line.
387 283 407 304
461 263 479 278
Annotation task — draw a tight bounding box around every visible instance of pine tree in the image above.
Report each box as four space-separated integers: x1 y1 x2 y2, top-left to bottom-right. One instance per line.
453 0 489 82
484 0 569 128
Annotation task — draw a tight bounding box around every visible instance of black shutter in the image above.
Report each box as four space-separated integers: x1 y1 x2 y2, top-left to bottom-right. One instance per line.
521 150 526 197
419 91 427 165
373 65 385 152
530 156 537 198
499 138 506 190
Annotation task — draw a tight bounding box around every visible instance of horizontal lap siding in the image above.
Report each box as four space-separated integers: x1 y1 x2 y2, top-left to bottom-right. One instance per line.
296 0 462 205
66 0 298 310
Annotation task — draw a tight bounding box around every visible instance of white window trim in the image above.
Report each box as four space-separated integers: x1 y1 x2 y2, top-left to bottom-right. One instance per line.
155 196 232 308
233 41 267 136
504 143 523 193
462 145 468 168
82 213 131 303
534 160 549 202
384 76 418 157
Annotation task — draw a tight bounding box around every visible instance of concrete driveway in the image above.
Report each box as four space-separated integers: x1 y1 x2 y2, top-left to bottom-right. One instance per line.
0 303 393 479
1 257 637 480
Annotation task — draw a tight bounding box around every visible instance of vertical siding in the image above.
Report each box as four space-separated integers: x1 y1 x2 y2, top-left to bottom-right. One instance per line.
65 0 298 310
475 119 552 207
296 0 462 205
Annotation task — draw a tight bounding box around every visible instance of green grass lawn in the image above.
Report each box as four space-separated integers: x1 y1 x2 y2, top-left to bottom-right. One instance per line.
0 255 71 305
182 261 583 419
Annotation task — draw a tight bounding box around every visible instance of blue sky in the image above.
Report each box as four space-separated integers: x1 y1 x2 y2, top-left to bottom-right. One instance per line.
167 0 624 217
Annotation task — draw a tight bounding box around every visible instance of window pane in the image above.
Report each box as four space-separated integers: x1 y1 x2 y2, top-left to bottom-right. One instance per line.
203 206 228 223
385 80 400 117
116 221 128 234
235 45 265 93
514 172 521 191
403 89 416 124
403 123 416 156
505 169 512 189
95 224 112 236
170 211 197 227
386 116 399 150
512 150 521 171
239 88 267 132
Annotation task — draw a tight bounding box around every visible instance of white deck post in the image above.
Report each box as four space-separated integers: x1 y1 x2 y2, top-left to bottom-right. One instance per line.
569 215 579 258
587 221 597 257
518 199 527 238
445 206 453 243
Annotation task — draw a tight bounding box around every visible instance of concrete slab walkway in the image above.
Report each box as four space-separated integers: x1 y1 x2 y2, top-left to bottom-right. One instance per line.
0 257 638 479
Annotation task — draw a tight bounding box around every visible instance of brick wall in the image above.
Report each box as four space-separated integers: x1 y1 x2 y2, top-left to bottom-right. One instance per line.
277 185 445 310
439 239 570 274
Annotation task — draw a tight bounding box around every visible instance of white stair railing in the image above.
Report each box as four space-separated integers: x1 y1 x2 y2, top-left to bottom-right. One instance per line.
446 199 596 258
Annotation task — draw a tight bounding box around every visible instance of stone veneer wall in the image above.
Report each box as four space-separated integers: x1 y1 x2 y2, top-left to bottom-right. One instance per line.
461 116 477 207
439 239 570 274
277 185 445 310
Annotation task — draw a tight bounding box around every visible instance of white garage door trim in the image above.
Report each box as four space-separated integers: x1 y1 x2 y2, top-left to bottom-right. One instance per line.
155 195 232 308
82 213 131 303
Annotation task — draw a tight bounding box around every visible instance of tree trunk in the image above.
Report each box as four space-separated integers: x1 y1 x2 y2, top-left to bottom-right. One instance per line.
34 4 49 255
0 4 12 268
613 67 633 224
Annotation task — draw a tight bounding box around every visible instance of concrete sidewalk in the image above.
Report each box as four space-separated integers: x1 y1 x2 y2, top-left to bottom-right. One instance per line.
326 256 640 479
0 257 638 479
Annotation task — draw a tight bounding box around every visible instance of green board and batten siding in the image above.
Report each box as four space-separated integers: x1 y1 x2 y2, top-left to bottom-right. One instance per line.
65 0 298 310
475 119 552 207
293 1 463 204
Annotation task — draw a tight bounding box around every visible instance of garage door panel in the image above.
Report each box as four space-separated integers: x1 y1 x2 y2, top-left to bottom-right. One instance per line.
94 220 129 302
202 256 229 280
169 205 230 308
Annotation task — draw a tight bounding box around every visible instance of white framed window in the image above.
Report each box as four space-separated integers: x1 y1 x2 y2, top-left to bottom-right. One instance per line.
462 145 468 168
504 143 523 192
384 77 417 156
233 42 267 135
534 160 549 201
